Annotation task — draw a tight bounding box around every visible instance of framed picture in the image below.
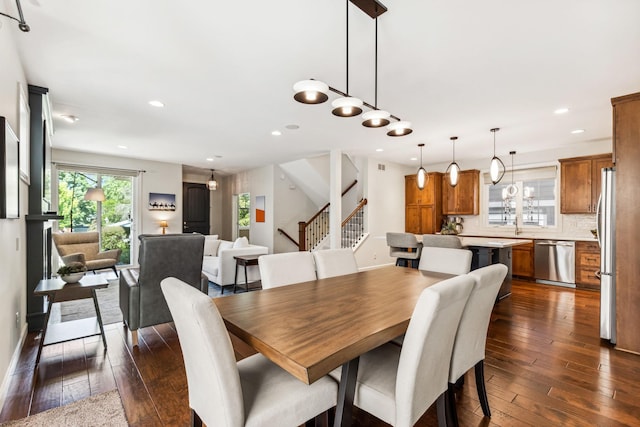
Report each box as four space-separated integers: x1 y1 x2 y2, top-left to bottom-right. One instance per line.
1 117 20 219
18 82 30 184
255 195 265 222
149 192 176 211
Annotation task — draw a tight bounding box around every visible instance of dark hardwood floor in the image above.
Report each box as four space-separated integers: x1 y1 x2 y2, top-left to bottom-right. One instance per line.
2 280 639 426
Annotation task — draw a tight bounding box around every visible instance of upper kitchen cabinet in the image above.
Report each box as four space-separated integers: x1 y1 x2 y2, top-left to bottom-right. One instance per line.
559 153 613 214
612 92 640 354
405 173 442 235
442 170 480 215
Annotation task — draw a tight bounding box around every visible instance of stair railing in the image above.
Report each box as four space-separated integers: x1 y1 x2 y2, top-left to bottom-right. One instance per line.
341 198 368 248
298 179 358 251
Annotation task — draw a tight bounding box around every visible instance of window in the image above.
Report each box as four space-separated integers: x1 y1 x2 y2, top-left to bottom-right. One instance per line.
237 192 250 239
485 166 557 228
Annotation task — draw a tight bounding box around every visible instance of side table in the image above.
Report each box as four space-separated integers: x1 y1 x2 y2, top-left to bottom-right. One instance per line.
233 254 262 293
33 274 109 365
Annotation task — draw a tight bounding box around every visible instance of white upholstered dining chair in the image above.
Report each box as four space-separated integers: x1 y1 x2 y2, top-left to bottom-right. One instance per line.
331 274 475 427
313 248 359 279
160 277 338 427
258 251 317 289
418 247 473 275
447 263 508 427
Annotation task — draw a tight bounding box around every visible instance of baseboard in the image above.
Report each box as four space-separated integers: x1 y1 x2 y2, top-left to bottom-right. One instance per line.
358 262 395 271
0 323 28 413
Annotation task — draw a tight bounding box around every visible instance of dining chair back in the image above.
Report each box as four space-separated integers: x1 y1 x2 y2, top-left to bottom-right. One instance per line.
447 263 508 426
418 247 473 275
337 274 474 427
258 251 317 289
313 248 359 279
161 277 338 427
421 234 462 249
386 232 422 268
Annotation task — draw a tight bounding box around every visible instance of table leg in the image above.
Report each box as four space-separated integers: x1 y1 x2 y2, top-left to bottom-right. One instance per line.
35 297 54 366
243 264 249 292
334 357 359 427
233 263 239 294
91 289 108 350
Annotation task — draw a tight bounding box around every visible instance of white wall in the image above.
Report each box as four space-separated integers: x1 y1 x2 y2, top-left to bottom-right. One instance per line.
0 27 29 410
52 149 183 237
354 158 409 269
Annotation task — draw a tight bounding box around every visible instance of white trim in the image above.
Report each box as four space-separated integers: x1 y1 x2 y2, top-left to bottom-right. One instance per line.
0 324 28 412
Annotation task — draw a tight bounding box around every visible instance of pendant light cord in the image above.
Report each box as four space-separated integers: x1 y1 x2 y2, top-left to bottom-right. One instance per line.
374 16 378 108
346 0 349 94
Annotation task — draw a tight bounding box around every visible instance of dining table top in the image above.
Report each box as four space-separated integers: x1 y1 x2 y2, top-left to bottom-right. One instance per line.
214 265 454 384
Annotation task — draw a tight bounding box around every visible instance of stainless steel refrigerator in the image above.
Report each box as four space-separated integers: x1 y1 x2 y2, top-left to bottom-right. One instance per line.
597 167 616 343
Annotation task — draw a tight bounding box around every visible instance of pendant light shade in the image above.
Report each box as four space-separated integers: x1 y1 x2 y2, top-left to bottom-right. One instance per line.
331 96 363 117
362 109 390 127
445 136 460 187
84 187 105 201
489 128 505 185
386 120 413 136
207 169 218 191
505 150 519 197
293 80 329 104
416 143 428 190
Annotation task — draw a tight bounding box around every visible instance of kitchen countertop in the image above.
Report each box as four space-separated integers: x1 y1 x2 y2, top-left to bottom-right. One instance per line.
459 237 533 248
457 233 598 243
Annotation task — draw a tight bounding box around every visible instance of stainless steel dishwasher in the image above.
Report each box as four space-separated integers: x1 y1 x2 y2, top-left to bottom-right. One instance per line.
534 240 576 287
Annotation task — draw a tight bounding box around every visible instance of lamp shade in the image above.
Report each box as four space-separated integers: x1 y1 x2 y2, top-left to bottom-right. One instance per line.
84 188 105 201
490 156 505 185
446 162 460 187
331 97 363 117
159 220 168 228
293 80 329 104
362 109 390 128
207 169 218 191
416 167 428 190
386 121 413 137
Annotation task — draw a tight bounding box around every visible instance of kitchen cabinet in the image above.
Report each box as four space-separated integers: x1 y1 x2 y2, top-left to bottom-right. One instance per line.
405 173 442 234
442 170 480 215
612 92 640 354
559 154 613 214
512 240 534 279
575 241 600 290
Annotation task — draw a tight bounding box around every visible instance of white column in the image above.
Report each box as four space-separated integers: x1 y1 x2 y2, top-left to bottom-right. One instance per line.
330 149 342 249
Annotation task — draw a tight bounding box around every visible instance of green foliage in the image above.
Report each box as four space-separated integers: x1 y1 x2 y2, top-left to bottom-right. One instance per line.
238 192 250 227
57 262 87 275
102 225 131 264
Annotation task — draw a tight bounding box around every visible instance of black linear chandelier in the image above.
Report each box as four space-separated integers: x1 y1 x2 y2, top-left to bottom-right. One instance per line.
0 0 30 32
293 0 412 137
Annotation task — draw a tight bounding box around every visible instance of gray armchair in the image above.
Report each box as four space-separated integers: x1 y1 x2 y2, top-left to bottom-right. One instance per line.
119 233 208 346
386 232 422 268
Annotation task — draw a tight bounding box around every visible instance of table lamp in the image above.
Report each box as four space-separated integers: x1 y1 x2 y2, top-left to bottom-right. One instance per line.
159 220 168 235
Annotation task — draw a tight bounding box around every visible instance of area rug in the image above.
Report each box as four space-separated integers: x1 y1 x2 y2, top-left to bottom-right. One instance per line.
58 278 122 325
0 390 127 426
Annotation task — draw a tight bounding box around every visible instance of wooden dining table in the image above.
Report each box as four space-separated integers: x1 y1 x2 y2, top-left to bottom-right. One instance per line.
214 265 454 427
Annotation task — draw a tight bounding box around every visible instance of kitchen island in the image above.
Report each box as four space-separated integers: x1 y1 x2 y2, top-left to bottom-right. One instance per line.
459 237 533 300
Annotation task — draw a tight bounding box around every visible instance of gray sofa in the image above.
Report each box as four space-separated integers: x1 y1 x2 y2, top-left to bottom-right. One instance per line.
119 233 208 346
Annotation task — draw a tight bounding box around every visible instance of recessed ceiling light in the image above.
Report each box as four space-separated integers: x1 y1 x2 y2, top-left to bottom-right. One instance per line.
271 130 282 136
376 148 384 152
206 158 214 162
571 129 585 134
554 107 569 115
60 114 79 123
410 157 418 161
148 100 164 108
117 145 127 149
285 124 300 130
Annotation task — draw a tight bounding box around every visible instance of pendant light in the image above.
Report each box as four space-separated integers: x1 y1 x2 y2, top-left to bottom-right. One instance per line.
505 151 518 198
362 15 390 128
331 0 363 117
386 120 412 137
445 136 460 187
416 143 428 190
489 127 506 185
207 169 218 191
293 80 329 104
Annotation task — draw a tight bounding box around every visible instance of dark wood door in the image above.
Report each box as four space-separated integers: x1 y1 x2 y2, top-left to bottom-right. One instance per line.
182 182 210 234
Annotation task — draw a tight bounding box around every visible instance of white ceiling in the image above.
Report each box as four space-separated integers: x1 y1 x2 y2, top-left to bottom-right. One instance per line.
6 0 640 175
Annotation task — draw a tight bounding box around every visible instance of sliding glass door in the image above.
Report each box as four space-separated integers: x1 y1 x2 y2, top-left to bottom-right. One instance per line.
57 168 134 265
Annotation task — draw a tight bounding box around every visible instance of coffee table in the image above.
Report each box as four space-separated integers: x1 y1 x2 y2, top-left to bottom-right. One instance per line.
34 274 109 365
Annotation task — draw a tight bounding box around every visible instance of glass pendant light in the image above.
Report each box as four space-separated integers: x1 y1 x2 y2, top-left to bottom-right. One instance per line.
445 136 460 187
489 127 505 185
207 169 218 191
505 151 518 198
293 80 329 104
416 143 428 190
